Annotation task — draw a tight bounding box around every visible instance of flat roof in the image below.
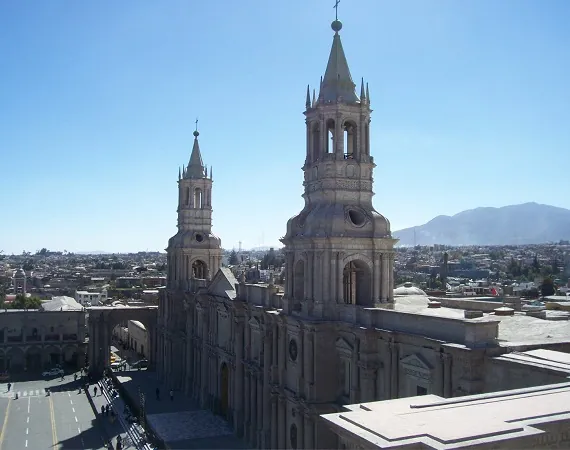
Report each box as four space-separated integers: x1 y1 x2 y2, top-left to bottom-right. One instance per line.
322 382 570 449
385 295 570 345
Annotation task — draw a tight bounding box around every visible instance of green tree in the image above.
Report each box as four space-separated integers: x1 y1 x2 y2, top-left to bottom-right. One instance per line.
228 250 239 265
540 278 555 297
11 294 42 309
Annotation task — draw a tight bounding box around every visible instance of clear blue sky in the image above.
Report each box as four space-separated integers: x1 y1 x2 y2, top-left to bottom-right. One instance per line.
1 0 569 254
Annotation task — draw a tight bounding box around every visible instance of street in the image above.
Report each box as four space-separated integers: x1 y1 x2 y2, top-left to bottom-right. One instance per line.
0 377 107 450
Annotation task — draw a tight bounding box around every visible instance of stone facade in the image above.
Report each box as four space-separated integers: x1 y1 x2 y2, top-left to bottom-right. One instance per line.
0 307 86 372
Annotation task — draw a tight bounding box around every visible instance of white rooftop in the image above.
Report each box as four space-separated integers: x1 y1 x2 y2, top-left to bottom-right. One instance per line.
322 382 570 449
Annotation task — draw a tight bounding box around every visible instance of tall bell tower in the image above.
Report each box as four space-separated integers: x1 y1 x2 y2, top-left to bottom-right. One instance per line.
167 126 222 289
281 18 398 318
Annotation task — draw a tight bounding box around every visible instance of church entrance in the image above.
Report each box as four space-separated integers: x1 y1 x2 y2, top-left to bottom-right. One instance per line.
220 362 229 417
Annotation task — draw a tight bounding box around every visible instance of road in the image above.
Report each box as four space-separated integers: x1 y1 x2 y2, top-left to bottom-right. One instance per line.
0 377 107 450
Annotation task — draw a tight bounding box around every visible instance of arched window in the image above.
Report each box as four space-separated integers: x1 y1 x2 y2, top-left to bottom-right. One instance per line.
191 260 207 279
185 187 190 206
325 119 335 154
311 122 321 162
365 123 370 156
343 260 372 306
194 188 203 209
343 121 357 159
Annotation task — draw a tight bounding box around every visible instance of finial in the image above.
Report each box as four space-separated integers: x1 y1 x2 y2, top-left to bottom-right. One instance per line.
360 78 366 102
318 76 323 100
205 165 208 177
193 117 199 137
366 83 370 103
312 89 316 107
306 85 311 108
209 166 213 180
332 0 342 33
178 166 181 180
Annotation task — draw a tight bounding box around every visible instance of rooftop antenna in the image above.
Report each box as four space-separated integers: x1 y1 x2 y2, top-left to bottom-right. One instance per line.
333 0 340 20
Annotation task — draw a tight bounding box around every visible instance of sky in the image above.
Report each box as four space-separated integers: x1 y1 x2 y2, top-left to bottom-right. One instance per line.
1 0 570 254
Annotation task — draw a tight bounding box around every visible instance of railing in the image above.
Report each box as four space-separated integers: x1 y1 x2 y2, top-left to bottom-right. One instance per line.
63 333 78 341
25 335 41 342
44 334 60 341
7 335 22 343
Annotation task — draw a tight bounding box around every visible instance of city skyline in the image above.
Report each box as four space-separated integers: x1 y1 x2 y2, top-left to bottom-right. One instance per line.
2 0 570 254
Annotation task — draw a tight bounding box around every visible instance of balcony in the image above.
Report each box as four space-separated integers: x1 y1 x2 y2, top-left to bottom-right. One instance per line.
25 335 42 342
63 333 78 341
44 334 60 342
7 335 23 343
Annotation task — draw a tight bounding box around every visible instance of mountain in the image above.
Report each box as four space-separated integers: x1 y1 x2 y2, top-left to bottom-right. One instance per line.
394 203 570 246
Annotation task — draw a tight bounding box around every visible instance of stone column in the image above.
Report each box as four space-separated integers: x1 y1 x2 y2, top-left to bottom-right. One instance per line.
335 252 343 303
250 373 257 445
278 324 286 385
360 113 366 158
257 375 263 445
335 112 343 157
244 371 250 439
388 253 395 302
360 365 377 402
263 333 272 447
314 252 323 302
303 331 314 391
278 396 286 449
304 415 314 449
323 250 331 301
306 120 312 163
441 353 452 398
286 252 294 297
373 253 381 303
271 395 278 449
381 254 390 302
234 321 244 435
390 342 399 399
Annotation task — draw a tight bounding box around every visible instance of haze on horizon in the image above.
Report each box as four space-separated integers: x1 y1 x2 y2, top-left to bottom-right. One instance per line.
1 0 569 254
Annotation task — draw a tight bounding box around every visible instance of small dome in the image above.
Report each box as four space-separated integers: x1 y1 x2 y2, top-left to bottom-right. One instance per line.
331 20 342 32
193 130 199 137
394 283 427 297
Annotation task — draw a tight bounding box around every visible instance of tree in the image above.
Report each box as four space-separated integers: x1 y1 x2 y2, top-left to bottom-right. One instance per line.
22 260 34 271
541 278 555 297
10 294 42 310
260 248 285 269
228 250 239 265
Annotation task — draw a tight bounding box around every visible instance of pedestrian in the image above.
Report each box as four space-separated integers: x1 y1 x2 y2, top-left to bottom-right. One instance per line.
74 373 77 382
105 404 110 416
7 383 11 392
116 436 123 450
94 386 98 396
101 405 105 415
170 389 174 401
155 387 160 401
61 373 64 381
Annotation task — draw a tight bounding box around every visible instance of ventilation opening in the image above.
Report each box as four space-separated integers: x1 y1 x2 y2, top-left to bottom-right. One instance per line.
348 209 366 226
195 234 204 242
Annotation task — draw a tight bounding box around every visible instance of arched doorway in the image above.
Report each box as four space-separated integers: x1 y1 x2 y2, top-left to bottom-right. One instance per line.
220 362 229 417
343 260 372 306
26 347 42 372
192 260 207 279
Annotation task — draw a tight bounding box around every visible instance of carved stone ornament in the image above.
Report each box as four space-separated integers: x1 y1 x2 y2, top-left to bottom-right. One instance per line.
289 339 298 362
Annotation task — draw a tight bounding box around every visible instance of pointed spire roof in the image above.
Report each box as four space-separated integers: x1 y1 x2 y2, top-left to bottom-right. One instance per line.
320 20 359 104
185 130 205 179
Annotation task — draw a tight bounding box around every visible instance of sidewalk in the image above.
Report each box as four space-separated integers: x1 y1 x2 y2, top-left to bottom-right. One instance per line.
114 371 248 449
88 385 129 449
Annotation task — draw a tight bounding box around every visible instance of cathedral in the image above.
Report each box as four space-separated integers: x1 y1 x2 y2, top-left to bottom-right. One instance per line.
157 17 492 450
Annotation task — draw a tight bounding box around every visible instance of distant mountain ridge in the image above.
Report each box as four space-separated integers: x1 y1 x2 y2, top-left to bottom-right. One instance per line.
394 202 570 246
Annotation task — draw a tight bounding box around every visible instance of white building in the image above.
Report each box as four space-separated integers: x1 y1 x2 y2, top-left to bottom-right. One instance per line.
75 289 107 306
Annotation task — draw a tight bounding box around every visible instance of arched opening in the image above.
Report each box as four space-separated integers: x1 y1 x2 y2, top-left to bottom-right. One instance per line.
293 260 305 300
311 122 321 161
192 260 207 279
6 347 24 372
343 260 372 306
365 123 370 156
220 362 230 417
185 187 190 206
194 188 203 209
343 121 357 159
325 119 335 154
26 347 42 372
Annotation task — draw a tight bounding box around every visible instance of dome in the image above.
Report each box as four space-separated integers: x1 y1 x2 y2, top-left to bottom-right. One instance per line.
13 268 26 278
394 282 427 297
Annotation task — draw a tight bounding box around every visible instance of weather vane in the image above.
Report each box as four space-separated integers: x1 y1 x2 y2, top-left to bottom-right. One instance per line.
334 0 340 20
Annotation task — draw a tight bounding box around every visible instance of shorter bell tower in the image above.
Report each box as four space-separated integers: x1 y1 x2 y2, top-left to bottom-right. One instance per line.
166 127 222 290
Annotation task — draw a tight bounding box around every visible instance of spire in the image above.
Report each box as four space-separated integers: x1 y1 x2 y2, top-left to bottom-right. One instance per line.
312 89 316 107
366 82 370 104
209 166 213 180
319 19 359 104
360 78 366 102
185 129 205 179
305 85 311 109
178 166 181 180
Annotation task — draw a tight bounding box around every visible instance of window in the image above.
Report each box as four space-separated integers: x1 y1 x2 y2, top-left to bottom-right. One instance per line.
417 385 428 396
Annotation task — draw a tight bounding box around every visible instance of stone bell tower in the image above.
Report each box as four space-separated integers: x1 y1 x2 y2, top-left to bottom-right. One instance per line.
281 19 398 318
167 126 222 289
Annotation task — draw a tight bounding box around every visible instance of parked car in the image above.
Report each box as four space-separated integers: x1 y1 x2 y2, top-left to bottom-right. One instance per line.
42 368 64 378
110 360 127 370
131 359 148 369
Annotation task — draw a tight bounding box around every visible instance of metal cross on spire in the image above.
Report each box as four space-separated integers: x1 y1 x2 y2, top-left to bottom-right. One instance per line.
195 118 199 132
333 0 340 20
